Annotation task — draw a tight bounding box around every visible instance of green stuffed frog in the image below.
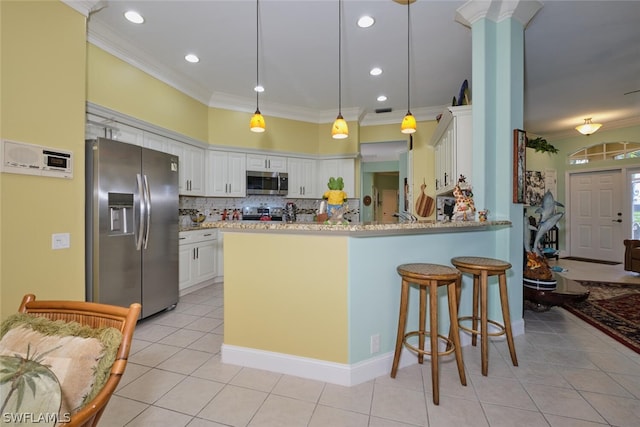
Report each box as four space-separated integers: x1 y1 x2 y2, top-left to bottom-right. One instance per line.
323 177 347 217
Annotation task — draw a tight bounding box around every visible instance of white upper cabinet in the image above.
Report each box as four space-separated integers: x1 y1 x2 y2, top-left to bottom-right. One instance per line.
317 158 355 198
431 105 472 195
167 140 205 196
85 116 144 146
112 123 144 146
143 132 169 152
246 154 287 172
207 150 246 197
287 157 317 198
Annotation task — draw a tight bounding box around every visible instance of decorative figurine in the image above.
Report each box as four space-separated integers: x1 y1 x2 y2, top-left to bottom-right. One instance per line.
452 175 476 221
323 177 348 218
523 191 564 288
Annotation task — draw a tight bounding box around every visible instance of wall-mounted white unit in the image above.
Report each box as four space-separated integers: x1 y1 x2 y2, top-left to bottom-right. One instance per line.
1 139 73 179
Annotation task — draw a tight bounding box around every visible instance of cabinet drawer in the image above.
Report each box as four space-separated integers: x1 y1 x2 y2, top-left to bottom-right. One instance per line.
179 229 217 245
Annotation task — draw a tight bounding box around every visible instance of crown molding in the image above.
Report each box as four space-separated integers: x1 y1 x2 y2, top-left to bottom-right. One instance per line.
88 22 212 105
62 0 103 17
88 13 452 129
455 0 543 29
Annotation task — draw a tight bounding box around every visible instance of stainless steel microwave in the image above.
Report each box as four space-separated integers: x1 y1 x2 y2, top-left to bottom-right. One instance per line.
246 171 288 196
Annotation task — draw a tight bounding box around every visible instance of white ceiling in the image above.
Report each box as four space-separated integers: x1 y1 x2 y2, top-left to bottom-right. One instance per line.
82 0 640 140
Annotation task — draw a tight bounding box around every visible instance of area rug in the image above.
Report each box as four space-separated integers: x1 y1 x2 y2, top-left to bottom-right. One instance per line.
562 281 640 354
560 256 621 265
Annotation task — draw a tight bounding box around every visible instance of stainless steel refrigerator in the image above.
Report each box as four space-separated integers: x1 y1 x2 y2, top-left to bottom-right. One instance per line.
86 137 179 318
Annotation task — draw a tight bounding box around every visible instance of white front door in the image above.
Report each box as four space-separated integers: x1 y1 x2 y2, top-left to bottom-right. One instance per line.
569 170 623 262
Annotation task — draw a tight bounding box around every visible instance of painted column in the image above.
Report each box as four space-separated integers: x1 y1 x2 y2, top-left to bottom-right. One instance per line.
455 0 543 319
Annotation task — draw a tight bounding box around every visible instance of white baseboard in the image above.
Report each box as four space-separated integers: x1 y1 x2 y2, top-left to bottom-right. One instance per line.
221 319 525 386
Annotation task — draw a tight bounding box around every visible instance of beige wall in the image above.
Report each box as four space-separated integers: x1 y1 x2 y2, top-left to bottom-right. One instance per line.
1 0 87 319
87 44 209 142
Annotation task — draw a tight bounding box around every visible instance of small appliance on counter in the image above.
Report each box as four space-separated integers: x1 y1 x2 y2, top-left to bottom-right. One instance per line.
284 202 297 223
242 206 284 221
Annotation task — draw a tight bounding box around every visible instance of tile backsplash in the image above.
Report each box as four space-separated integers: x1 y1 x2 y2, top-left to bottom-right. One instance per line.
179 195 360 225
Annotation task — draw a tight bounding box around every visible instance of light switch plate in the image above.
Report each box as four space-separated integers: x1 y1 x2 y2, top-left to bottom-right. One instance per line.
52 233 70 250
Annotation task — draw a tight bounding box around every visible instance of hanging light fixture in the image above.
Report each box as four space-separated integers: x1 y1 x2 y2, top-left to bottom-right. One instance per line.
575 118 602 136
400 0 416 134
250 0 266 133
332 0 348 139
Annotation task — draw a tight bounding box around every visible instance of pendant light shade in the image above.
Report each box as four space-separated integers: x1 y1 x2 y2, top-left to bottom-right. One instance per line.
250 110 265 132
332 114 349 139
401 0 416 134
401 112 417 134
575 117 602 135
250 0 266 133
332 0 348 139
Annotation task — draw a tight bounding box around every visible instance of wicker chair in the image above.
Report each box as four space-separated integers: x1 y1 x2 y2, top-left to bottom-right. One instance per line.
17 294 141 427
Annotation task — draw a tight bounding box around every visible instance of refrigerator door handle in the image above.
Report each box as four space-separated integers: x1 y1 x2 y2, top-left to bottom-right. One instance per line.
135 173 146 250
142 174 152 249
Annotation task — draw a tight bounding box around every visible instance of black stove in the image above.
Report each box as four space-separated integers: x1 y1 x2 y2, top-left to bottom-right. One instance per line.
242 206 283 221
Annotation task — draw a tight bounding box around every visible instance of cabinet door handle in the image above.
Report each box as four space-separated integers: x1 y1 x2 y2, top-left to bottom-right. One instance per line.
179 237 186 240
204 233 212 237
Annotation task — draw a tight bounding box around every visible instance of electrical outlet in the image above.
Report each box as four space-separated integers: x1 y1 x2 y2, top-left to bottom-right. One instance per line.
370 334 380 354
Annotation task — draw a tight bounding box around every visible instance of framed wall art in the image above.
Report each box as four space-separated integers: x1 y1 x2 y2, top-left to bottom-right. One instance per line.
513 129 527 203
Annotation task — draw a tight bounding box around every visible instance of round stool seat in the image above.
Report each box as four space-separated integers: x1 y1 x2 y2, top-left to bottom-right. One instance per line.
397 263 460 281
451 256 511 272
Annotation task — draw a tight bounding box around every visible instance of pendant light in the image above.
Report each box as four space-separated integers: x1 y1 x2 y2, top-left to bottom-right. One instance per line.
575 117 602 136
400 0 416 134
250 0 266 133
332 0 349 139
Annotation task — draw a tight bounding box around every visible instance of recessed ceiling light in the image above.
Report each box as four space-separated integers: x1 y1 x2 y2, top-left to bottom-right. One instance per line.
357 16 375 28
184 54 199 63
370 67 383 76
124 11 144 24
377 95 388 102
254 85 264 93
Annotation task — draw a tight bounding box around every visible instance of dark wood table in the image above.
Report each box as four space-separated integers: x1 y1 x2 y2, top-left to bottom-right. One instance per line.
524 274 590 312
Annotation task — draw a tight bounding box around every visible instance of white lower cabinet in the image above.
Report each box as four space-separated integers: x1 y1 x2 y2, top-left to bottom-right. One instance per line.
178 229 217 293
215 231 224 282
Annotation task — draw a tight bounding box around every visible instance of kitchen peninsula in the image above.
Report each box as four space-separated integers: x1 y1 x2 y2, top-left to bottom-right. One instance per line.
202 219 517 386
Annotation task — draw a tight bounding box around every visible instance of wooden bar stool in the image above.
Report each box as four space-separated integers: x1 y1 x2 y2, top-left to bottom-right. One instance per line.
390 263 467 405
451 256 518 376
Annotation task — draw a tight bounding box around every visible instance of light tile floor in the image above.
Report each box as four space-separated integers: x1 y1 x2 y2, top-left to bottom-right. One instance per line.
102 260 640 426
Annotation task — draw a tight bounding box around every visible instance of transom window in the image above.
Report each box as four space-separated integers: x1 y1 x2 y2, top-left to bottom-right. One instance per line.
568 141 640 164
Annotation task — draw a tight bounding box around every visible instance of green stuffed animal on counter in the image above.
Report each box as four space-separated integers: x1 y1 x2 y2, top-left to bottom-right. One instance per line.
323 177 347 217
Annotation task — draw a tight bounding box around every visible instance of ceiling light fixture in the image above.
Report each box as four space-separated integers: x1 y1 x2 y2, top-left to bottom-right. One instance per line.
332 0 348 140
124 10 144 24
575 118 602 135
400 0 416 134
184 54 199 63
377 95 388 102
250 0 265 133
370 67 382 76
357 15 375 28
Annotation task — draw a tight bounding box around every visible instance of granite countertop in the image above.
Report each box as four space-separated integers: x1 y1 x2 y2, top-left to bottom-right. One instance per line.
179 220 511 237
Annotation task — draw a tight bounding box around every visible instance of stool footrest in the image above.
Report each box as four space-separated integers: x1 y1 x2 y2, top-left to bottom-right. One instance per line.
458 316 506 337
403 331 457 357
